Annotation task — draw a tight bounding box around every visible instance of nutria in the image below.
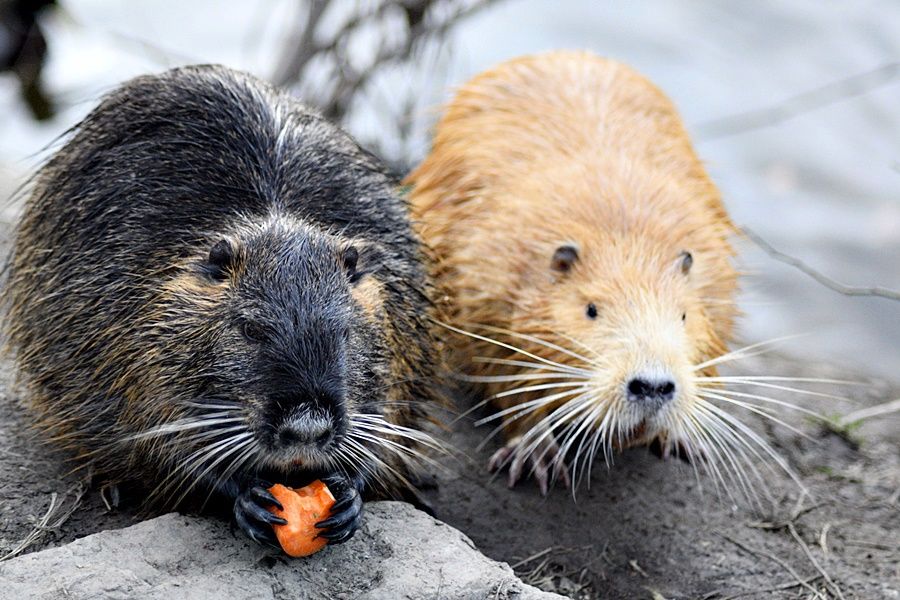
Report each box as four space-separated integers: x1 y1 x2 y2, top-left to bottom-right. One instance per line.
407 51 795 497
2 64 439 546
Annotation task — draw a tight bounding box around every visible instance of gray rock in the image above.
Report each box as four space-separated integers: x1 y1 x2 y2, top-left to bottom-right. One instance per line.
0 501 564 600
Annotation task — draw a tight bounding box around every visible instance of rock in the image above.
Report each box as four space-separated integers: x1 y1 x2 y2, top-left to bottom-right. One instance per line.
0 501 564 600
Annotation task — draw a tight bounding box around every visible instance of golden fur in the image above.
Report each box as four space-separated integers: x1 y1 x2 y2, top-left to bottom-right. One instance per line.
406 51 739 480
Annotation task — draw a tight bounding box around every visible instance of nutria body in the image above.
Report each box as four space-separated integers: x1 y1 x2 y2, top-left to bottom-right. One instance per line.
3 65 438 545
407 51 743 494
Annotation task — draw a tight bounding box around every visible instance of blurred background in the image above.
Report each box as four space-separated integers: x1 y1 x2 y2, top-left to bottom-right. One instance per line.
1 0 898 381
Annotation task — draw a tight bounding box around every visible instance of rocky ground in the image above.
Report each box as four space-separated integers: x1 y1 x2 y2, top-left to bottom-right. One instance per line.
1 347 898 599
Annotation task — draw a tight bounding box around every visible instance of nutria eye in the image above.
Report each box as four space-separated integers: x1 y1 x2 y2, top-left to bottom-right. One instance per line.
586 303 598 319
680 251 693 275
682 312 687 322
240 320 267 344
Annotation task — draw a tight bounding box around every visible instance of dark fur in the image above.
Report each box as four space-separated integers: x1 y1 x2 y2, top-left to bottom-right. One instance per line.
2 65 438 542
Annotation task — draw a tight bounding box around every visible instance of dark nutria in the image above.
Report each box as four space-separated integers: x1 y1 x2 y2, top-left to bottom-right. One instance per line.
2 64 439 546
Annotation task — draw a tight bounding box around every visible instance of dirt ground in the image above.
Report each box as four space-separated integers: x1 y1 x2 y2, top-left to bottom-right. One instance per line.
1 348 898 599
423 353 900 599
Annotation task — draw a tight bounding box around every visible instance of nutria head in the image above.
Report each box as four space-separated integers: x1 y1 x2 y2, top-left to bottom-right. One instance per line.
148 216 393 480
503 179 737 456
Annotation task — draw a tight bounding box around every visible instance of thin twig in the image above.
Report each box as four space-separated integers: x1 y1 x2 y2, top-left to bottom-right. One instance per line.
0 482 86 561
718 533 824 599
837 398 900 427
741 227 900 301
788 523 845 600
717 575 824 600
819 522 831 559
697 62 900 139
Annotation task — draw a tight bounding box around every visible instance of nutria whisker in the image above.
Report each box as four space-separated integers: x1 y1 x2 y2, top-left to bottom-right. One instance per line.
698 375 861 385
471 356 591 376
695 386 825 419
518 393 599 469
670 421 706 494
173 438 258 509
560 402 610 493
467 324 600 369
689 412 764 507
342 437 411 495
476 390 594 452
349 414 447 454
350 431 444 476
697 391 815 440
180 402 244 411
123 417 246 441
434 320 594 375
692 334 806 371
686 412 752 505
542 328 605 363
696 377 855 403
128 416 246 441
483 390 598 474
695 400 805 494
459 371 590 384
490 381 593 401
475 386 593 428
153 433 255 508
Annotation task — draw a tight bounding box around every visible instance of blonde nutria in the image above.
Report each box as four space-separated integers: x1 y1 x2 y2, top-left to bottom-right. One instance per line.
2 65 440 546
406 51 785 496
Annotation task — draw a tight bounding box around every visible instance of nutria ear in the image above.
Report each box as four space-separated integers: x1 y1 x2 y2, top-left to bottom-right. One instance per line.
679 251 693 275
551 244 579 273
342 245 360 282
207 239 235 280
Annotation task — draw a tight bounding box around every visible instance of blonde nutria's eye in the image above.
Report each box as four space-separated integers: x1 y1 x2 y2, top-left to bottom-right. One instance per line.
551 244 578 273
680 251 693 275
586 303 598 319
682 312 687 322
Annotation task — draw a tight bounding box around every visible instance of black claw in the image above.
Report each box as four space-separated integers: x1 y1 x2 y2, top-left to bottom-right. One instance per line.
315 472 365 545
317 492 362 530
249 486 283 511
234 482 285 548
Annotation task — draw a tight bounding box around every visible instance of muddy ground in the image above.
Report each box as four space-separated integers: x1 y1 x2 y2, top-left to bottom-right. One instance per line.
1 348 898 599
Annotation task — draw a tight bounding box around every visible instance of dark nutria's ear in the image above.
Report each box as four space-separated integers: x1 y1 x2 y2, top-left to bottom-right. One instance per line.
679 250 693 275
551 244 579 273
342 245 360 282
207 239 235 280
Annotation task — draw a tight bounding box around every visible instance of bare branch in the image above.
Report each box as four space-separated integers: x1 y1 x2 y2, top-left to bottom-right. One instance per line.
741 226 900 302
838 398 900 427
697 62 900 140
271 0 329 87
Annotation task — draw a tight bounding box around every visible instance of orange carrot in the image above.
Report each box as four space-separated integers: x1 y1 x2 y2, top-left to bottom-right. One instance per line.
268 481 335 557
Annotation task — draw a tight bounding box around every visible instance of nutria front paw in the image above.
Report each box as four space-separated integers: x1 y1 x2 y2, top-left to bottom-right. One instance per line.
315 473 364 544
488 433 571 496
234 482 286 547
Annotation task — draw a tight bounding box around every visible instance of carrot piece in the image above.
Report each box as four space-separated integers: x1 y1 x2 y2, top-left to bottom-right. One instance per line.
267 480 336 557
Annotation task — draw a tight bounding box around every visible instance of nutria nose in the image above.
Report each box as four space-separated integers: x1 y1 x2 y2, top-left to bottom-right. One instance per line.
627 376 676 406
277 417 332 448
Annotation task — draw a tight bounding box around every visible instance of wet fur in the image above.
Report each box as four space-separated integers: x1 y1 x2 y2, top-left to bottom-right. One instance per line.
2 65 438 509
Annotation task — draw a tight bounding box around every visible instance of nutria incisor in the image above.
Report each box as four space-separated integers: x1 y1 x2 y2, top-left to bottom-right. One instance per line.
407 51 799 497
3 64 440 546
